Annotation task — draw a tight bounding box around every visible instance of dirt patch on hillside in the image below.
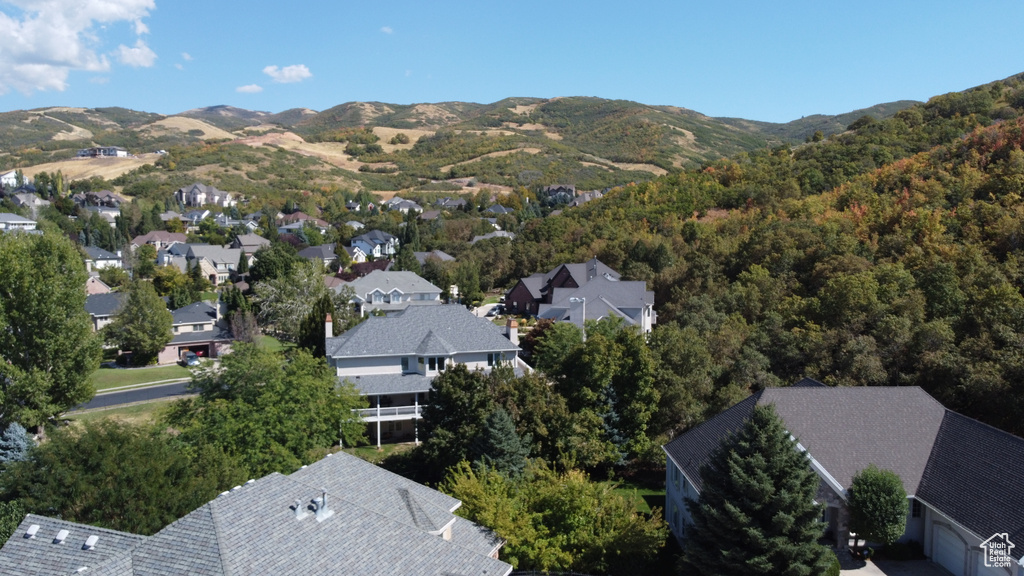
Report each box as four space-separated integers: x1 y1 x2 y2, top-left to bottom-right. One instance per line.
139 117 237 140
372 127 434 152
580 161 612 171
510 104 538 115
52 124 94 141
611 162 668 176
440 147 542 172
19 155 157 181
408 104 462 127
353 102 394 124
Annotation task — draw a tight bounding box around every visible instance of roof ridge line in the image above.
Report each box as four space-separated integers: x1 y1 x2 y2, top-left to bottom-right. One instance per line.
207 501 233 576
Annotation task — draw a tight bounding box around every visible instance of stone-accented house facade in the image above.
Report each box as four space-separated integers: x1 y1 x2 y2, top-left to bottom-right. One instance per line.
0 451 512 576
663 380 1024 576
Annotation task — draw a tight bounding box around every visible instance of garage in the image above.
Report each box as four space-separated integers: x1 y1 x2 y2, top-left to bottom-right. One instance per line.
975 556 1012 576
932 524 967 576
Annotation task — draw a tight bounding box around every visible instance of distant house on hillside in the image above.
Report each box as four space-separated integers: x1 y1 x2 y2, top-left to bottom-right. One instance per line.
131 231 187 251
0 170 17 189
82 245 123 271
76 146 128 158
351 230 399 259
414 250 455 267
0 213 38 233
335 270 442 315
175 182 236 208
84 292 126 332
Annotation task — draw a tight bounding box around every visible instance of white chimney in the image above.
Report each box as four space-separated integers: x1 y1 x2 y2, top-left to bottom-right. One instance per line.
325 313 333 342
505 318 519 346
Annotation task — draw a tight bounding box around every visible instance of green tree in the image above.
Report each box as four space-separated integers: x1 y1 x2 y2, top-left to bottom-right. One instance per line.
682 404 830 576
471 407 531 478
442 460 666 574
105 280 173 366
166 344 366 477
134 244 157 278
418 365 496 481
0 230 101 428
0 500 24 543
298 293 336 357
0 420 245 535
249 243 299 284
394 244 421 274
237 249 250 275
253 261 356 342
847 465 908 546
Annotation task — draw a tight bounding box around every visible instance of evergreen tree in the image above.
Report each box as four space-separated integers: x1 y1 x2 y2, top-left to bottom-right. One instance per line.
0 423 31 464
682 404 830 576
237 249 249 275
0 500 24 543
297 293 336 357
471 407 530 478
394 245 421 274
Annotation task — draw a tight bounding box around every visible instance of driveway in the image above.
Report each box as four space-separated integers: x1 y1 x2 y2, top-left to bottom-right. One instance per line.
839 554 948 576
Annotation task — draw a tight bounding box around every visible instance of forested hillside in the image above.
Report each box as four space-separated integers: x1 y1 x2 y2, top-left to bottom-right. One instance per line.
506 76 1024 438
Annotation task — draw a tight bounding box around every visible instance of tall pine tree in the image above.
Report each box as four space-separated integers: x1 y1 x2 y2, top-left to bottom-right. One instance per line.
682 403 831 576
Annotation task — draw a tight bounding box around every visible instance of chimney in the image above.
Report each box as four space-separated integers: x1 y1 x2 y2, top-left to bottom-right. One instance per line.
505 318 519 346
325 313 333 341
314 488 334 522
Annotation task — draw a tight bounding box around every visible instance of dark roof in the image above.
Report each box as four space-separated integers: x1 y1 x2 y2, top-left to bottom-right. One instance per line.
85 292 127 317
171 302 217 325
352 229 397 246
664 384 1024 559
169 326 233 345
82 245 120 260
414 250 455 265
917 411 1024 559
297 243 337 261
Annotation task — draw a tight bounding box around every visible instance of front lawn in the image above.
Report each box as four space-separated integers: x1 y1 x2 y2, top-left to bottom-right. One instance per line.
88 364 192 392
257 335 294 353
610 481 666 515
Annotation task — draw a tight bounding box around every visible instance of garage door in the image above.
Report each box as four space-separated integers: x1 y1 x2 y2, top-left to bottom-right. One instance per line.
976 556 1011 576
933 525 966 576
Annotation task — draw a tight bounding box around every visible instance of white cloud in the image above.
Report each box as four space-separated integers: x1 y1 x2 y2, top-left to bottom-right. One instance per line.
236 84 263 93
90 76 110 84
181 52 192 61
134 19 148 35
380 26 393 34
174 63 183 70
116 38 156 67
262 64 312 84
0 0 155 95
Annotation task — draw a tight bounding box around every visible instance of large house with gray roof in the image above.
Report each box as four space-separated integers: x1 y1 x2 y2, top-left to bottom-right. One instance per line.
507 257 656 333
0 451 512 576
156 301 233 364
334 270 442 315
663 381 1024 576
326 305 522 447
350 229 399 259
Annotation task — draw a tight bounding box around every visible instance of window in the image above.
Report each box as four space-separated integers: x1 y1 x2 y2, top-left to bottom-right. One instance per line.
418 357 425 372
429 357 436 371
911 499 921 518
193 324 204 331
438 357 446 371
401 357 409 372
487 353 496 367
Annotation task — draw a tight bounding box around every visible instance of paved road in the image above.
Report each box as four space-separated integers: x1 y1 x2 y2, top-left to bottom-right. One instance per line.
73 381 193 411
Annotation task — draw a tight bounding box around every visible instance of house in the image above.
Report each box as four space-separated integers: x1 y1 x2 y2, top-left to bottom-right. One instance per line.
414 249 455 267
343 245 367 264
76 146 128 158
541 184 576 200
663 382 1024 576
436 196 468 210
350 229 399 259
344 219 365 231
569 189 605 207
419 209 442 221
84 292 126 332
297 243 339 268
230 233 270 258
335 270 442 315
83 205 119 228
130 231 187 251
158 210 182 223
470 230 515 245
0 451 512 576
0 170 17 189
157 301 233 364
186 245 242 285
507 257 626 316
72 190 123 208
383 196 422 213
85 275 112 295
536 273 656 333
485 204 515 215
82 246 123 271
11 193 49 217
0 213 37 232
345 200 361 212
175 183 236 208
326 305 522 447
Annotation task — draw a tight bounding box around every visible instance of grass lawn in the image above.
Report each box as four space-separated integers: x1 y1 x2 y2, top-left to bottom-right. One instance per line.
88 364 191 392
67 399 176 426
342 442 416 465
258 335 294 353
610 481 666 515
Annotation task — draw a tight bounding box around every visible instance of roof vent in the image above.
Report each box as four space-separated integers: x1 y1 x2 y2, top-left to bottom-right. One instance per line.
314 489 334 522
292 499 310 521
54 529 69 544
83 535 99 550
25 524 39 539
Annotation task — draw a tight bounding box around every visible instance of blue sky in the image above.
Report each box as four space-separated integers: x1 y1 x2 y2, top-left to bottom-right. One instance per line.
2 0 1023 123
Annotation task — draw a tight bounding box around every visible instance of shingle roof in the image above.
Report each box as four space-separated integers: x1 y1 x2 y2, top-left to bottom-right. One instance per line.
339 270 441 300
0 514 144 576
0 453 512 575
470 231 515 244
83 245 120 261
85 292 127 317
663 383 1024 560
187 245 241 267
326 305 519 359
0 213 35 225
917 411 1024 558
171 301 217 325
351 229 397 246
130 231 187 246
414 250 455 265
342 373 434 395
297 243 337 261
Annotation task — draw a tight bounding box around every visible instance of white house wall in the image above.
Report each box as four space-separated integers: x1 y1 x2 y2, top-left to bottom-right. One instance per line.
920 500 1018 576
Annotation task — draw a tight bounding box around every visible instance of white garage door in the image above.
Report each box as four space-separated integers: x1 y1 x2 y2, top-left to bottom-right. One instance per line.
933 525 967 576
976 556 1011 576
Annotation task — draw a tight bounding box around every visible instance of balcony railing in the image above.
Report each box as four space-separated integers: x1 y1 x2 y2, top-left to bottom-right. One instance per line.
353 405 422 419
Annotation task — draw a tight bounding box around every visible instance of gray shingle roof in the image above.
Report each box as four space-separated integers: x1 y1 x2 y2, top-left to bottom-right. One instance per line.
172 301 217 325
326 305 519 359
338 270 442 300
83 245 120 261
351 229 397 246
0 213 35 225
0 514 144 576
414 250 455 265
664 384 1024 559
343 373 434 395
0 453 512 575
297 243 337 261
187 245 241 267
85 292 127 317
